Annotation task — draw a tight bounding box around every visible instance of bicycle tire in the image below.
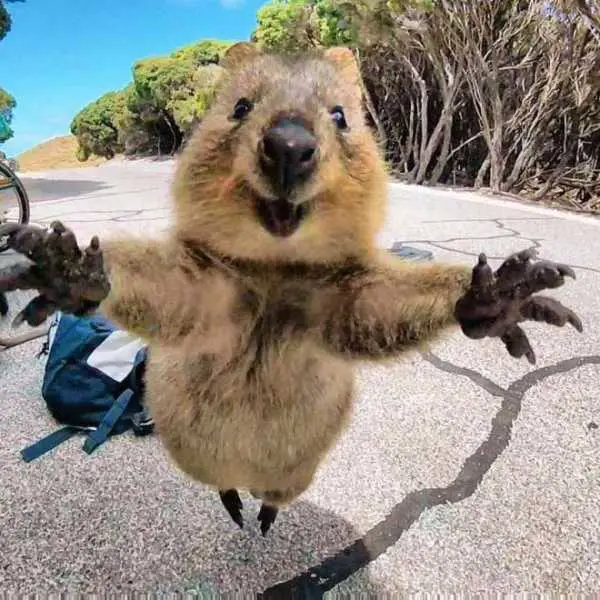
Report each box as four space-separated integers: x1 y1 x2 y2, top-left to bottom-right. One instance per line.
0 161 30 253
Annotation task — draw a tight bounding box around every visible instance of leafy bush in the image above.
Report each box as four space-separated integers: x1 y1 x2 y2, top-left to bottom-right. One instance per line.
1 0 26 143
0 2 10 42
252 0 355 53
71 39 231 160
70 90 127 159
0 86 16 143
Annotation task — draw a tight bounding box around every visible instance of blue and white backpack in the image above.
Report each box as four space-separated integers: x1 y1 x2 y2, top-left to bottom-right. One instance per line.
21 311 154 462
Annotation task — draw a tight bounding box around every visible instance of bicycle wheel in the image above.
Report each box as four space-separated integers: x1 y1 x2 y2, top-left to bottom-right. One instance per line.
0 160 30 253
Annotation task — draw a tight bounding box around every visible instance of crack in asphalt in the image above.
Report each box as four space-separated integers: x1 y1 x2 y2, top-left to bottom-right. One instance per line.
258 353 600 599
399 217 600 274
398 218 543 261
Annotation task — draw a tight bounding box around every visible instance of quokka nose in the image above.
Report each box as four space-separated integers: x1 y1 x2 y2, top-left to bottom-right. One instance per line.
259 118 318 195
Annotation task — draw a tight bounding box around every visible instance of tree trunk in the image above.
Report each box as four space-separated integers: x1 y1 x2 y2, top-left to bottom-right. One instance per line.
475 156 490 189
161 110 179 155
430 117 453 184
533 114 581 200
414 75 460 184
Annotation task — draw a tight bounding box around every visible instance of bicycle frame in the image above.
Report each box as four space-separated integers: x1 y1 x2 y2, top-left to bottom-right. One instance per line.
0 159 31 252
0 159 38 348
0 323 50 351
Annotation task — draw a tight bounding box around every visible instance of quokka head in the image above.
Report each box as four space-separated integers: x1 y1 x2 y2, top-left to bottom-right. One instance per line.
173 42 389 265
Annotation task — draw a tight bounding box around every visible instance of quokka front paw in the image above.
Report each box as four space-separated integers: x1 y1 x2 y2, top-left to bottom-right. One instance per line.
0 221 111 326
454 248 583 364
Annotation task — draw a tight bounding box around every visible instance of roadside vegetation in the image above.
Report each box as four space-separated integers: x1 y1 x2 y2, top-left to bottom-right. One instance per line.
0 0 25 145
70 40 231 161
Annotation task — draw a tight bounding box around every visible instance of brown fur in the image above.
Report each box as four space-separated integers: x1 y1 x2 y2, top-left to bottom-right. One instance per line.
95 44 473 514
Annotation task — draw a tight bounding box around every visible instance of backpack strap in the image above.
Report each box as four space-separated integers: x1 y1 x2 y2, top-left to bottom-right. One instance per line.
82 388 135 455
21 426 82 463
21 389 137 462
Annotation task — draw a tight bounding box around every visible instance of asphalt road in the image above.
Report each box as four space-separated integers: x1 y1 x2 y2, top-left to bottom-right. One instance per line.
1 158 599 596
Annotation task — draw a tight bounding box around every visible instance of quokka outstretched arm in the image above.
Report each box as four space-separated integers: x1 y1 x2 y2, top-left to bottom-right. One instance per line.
98 236 201 342
0 222 201 343
316 249 583 363
315 255 472 359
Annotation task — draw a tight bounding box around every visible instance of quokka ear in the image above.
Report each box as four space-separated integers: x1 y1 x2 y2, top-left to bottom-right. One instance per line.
323 46 361 91
222 42 262 73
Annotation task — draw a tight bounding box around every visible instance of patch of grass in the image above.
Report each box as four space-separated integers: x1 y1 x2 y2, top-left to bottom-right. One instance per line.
16 135 112 172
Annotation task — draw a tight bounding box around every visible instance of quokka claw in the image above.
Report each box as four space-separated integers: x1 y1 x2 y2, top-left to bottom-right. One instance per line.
520 295 583 333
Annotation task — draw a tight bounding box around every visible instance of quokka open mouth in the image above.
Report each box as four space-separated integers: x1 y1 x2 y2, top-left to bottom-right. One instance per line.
254 196 310 238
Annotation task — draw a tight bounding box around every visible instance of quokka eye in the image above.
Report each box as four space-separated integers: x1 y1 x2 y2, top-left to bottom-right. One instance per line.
330 105 348 130
231 97 253 120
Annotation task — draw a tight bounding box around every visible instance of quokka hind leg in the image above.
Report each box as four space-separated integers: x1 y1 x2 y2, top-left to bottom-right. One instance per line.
218 489 244 529
257 503 279 536
252 488 305 536
0 292 8 316
218 488 284 535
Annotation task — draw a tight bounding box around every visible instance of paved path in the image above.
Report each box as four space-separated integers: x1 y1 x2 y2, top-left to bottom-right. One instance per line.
1 159 599 596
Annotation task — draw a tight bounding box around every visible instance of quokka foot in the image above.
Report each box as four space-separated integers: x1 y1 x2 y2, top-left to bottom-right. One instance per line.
218 489 244 529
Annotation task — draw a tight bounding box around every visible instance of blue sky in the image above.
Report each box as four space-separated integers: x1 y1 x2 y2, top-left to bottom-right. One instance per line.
0 0 265 156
